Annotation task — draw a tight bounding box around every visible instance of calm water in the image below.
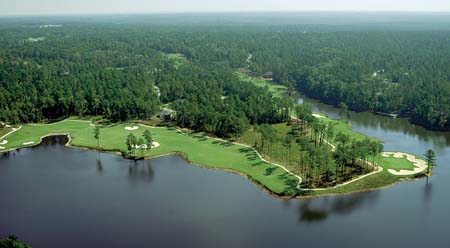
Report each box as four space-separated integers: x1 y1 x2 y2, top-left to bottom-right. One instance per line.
1 95 450 247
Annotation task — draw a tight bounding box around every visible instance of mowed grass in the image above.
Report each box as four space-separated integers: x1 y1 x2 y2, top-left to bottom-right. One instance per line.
238 123 337 177
0 127 13 138
305 170 408 197
303 152 424 196
320 118 377 143
379 154 417 171
0 119 298 195
236 71 376 144
236 71 287 98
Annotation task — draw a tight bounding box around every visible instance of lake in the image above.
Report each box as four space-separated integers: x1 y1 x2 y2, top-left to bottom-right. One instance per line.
1 95 449 247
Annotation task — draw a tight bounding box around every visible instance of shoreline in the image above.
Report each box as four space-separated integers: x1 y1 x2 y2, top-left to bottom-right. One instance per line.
296 90 450 132
1 127 429 199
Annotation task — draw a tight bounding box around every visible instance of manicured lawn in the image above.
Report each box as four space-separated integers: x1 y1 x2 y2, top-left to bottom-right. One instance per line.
0 127 13 138
238 123 337 177
303 153 425 197
305 170 407 197
320 118 377 143
0 119 299 195
236 71 287 98
379 154 416 171
236 70 377 144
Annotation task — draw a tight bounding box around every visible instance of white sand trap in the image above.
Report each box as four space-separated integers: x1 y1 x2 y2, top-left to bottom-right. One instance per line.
0 146 5 149
0 140 7 145
133 141 160 149
382 152 428 176
312 114 325 118
125 126 139 131
23 141 35 145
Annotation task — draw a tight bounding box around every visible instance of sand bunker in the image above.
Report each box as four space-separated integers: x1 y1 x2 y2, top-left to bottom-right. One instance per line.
125 126 139 131
312 114 325 118
133 141 160 149
23 141 35 145
0 146 5 149
0 140 7 145
382 152 428 175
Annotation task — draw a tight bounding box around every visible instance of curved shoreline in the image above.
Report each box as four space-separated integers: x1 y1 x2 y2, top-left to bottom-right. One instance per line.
1 126 429 199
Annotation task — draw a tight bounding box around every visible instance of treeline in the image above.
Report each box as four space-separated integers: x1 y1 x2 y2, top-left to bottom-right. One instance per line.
0 23 292 138
249 32 450 130
1 20 450 132
156 64 292 138
0 27 165 123
246 104 382 188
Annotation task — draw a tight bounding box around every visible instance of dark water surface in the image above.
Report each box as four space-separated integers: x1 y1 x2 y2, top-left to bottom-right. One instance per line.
1 95 450 247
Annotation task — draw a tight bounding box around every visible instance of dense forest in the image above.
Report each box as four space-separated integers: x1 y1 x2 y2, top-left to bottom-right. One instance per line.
1 14 450 133
0 21 292 138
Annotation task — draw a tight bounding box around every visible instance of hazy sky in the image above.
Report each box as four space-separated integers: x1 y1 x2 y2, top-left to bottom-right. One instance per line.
0 0 449 16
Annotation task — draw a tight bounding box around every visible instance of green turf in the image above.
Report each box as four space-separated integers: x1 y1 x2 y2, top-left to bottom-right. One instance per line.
0 127 13 138
0 119 428 197
0 119 298 195
303 153 425 196
321 118 377 143
379 154 417 171
236 71 287 98
238 123 337 177
236 71 376 144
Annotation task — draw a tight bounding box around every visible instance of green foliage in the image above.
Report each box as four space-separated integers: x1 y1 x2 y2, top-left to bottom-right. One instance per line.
126 133 136 153
425 149 437 174
93 126 100 148
0 235 31 248
143 130 153 150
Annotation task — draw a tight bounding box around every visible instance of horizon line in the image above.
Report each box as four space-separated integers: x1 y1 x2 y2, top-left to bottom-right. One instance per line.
2 10 450 18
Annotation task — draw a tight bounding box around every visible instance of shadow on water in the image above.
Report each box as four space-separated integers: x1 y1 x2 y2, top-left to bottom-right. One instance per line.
34 135 69 148
96 158 103 173
128 160 155 184
294 191 380 223
421 177 434 220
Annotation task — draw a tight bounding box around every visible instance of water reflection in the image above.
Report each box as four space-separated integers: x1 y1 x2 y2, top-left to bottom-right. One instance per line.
297 94 450 147
0 151 11 159
128 160 155 183
96 158 103 173
34 135 69 148
296 191 380 223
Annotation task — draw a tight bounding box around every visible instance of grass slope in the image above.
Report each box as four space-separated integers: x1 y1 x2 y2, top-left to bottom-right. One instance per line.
0 119 298 195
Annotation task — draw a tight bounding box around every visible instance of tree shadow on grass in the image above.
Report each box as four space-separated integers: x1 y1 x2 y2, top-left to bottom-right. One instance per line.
238 148 260 162
211 140 234 147
190 133 209 142
252 161 265 166
238 147 252 153
264 167 278 176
